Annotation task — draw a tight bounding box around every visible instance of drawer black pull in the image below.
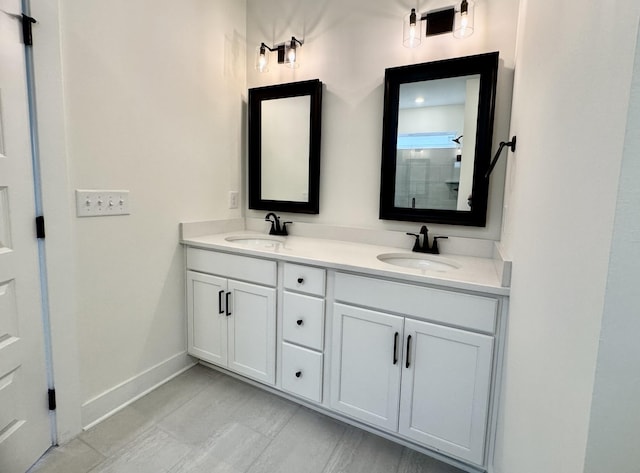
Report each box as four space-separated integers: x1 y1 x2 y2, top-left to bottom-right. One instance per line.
218 290 224 314
295 371 302 378
297 277 304 284
296 319 304 326
225 292 231 316
393 332 399 365
405 335 412 369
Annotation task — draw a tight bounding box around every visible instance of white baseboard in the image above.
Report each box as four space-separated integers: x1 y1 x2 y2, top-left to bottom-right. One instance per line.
81 351 196 429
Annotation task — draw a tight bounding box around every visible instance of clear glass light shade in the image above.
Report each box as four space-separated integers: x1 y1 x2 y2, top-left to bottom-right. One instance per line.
453 1 475 38
284 43 301 69
255 45 269 73
403 9 422 48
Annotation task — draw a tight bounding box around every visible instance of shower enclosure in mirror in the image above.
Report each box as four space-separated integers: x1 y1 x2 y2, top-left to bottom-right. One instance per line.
380 52 498 226
248 79 323 214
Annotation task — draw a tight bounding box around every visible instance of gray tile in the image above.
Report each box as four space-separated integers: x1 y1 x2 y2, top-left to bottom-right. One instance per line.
88 426 190 473
233 388 299 438
247 407 346 473
80 406 153 457
168 423 271 473
28 438 105 473
158 375 256 446
33 368 469 473
131 365 219 422
397 448 466 473
322 427 403 473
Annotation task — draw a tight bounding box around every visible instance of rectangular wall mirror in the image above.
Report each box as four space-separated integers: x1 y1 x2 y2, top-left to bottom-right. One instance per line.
248 79 323 214
380 52 499 226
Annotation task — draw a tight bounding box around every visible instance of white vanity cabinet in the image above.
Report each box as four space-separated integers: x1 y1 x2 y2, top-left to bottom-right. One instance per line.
331 272 497 465
186 248 277 385
183 239 507 471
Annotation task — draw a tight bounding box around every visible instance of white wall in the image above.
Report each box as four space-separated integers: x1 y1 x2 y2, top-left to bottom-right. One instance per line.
245 0 519 240
583 22 640 473
43 0 246 425
495 0 640 471
397 105 464 134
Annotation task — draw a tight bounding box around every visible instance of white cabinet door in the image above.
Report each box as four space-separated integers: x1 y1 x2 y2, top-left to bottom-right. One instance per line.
187 271 228 366
399 319 494 465
331 303 404 431
227 280 276 385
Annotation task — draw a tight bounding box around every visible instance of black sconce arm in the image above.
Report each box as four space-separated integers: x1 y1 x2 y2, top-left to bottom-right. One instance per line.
485 136 517 179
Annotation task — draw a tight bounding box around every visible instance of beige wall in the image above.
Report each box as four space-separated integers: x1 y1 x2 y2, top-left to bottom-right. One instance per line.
39 0 247 427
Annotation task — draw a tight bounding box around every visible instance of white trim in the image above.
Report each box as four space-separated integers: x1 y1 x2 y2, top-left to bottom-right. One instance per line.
81 352 195 429
30 0 83 444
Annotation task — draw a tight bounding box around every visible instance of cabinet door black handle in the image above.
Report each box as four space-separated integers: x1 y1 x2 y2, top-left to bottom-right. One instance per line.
393 332 399 365
225 292 231 316
218 290 225 314
296 319 304 326
405 335 412 369
297 277 304 284
295 371 302 378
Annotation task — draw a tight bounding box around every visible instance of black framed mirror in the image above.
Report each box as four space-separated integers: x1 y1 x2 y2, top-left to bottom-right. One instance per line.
248 79 323 214
380 52 499 226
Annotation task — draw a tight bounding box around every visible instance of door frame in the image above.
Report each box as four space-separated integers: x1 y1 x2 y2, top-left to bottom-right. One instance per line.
27 0 82 443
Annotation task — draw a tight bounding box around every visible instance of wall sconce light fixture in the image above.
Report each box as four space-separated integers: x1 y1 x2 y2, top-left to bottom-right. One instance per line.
403 1 475 48
256 36 303 73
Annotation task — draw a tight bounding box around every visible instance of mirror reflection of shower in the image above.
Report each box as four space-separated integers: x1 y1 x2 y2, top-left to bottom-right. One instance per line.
394 132 463 211
394 75 480 212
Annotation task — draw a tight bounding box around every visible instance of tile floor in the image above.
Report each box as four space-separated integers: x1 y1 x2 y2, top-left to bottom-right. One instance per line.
28 364 466 473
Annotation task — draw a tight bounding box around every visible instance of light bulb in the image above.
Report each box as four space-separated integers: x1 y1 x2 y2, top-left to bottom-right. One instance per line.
285 38 300 69
409 23 417 40
258 54 267 70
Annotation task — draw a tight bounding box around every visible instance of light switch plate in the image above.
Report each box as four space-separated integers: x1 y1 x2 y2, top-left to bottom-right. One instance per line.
229 191 239 209
76 189 130 217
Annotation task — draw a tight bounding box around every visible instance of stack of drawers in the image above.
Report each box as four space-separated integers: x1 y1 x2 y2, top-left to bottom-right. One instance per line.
280 263 326 402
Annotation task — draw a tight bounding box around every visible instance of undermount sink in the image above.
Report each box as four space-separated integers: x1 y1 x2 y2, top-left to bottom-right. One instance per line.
377 253 460 272
224 235 285 249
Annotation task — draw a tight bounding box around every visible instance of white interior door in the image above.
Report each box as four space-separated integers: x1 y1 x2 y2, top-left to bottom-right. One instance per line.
0 2 52 472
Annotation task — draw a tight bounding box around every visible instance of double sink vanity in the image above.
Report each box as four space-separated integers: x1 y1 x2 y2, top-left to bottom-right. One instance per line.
180 221 510 472
182 50 512 472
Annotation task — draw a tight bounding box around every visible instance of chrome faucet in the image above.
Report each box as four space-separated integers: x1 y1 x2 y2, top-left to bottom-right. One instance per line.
406 225 447 254
264 212 291 236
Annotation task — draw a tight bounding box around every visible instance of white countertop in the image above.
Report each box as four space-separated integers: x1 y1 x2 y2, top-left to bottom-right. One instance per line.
181 231 510 296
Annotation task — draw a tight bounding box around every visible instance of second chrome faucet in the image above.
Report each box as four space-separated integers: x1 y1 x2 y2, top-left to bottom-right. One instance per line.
406 225 447 254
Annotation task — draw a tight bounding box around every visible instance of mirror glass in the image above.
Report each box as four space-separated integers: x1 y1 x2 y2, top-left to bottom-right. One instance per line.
261 96 310 202
380 53 498 226
249 80 323 214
